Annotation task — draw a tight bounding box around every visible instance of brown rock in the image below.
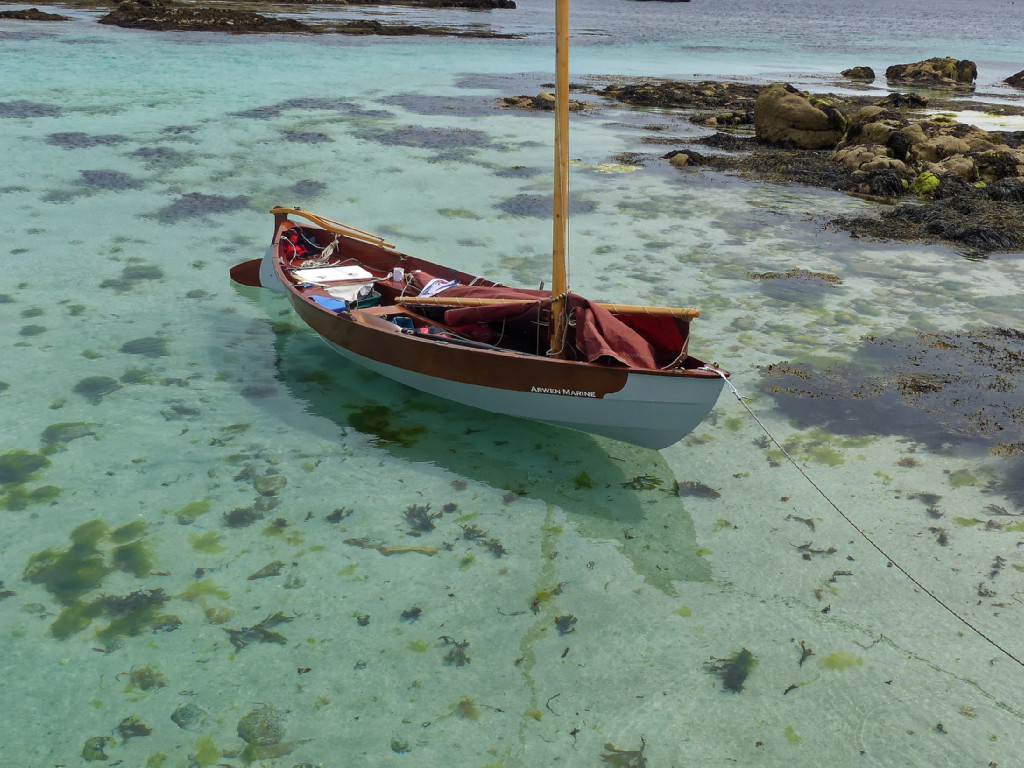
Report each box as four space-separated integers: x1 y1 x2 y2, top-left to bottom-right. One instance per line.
1005 69 1024 90
885 57 977 88
841 66 875 82
753 83 849 149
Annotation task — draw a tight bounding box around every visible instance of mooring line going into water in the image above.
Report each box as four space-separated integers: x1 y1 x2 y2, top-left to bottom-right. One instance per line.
700 366 1024 670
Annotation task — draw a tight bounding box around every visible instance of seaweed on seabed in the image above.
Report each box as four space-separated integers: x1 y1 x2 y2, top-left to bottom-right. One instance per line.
601 737 647 767
705 648 758 692
224 612 293 651
405 504 442 536
439 636 470 666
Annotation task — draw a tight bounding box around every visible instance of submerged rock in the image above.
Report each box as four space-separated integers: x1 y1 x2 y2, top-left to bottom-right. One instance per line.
171 702 208 731
237 705 286 746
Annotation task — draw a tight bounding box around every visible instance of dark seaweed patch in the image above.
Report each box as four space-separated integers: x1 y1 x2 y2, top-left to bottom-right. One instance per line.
495 165 544 179
161 125 197 137
285 179 328 199
41 422 96 446
763 327 1024 507
232 97 389 120
380 93 497 117
224 612 293 650
761 327 1024 450
280 130 331 144
46 132 128 148
360 125 492 151
100 263 163 292
348 404 426 447
73 376 121 404
497 193 597 218
75 170 145 191
705 648 757 692
120 336 170 357
129 146 192 170
0 450 50 485
0 100 61 118
153 193 250 223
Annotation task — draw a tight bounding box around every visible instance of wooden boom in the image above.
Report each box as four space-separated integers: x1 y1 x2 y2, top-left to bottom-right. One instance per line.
271 206 397 250
396 295 700 320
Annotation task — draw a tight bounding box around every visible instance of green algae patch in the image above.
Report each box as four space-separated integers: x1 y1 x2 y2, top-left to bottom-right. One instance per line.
0 450 51 485
41 422 97 446
22 519 158 638
194 735 221 767
165 499 211 525
1 483 62 511
337 562 359 577
179 579 230 602
111 540 153 576
146 752 167 768
348 404 426 447
952 516 979 527
947 469 977 487
189 531 226 554
820 651 864 670
23 521 112 604
51 601 105 639
572 471 594 489
785 725 803 744
110 520 147 543
408 639 431 653
674 606 693 617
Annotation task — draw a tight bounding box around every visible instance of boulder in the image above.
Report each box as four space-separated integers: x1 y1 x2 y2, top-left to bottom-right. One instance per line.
753 83 849 149
1007 69 1024 90
841 66 875 82
885 57 977 88
913 134 971 164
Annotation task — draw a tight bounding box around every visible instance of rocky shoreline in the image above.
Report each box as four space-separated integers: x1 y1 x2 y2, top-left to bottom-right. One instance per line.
588 66 1024 257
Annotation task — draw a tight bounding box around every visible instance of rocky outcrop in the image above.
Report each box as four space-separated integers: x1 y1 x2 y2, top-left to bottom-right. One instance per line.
753 83 849 149
0 7 71 20
98 0 515 35
1006 69 1024 90
99 0 315 32
841 66 875 82
885 57 977 88
499 92 589 111
602 80 762 111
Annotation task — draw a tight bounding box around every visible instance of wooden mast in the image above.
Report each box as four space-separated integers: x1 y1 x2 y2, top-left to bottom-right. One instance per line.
548 0 571 358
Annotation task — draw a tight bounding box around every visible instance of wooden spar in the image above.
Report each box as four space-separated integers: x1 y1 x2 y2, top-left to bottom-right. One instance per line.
271 206 397 250
395 295 701 320
548 0 571 358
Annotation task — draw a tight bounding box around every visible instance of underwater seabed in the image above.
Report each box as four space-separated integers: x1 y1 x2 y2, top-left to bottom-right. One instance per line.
2 13 1024 767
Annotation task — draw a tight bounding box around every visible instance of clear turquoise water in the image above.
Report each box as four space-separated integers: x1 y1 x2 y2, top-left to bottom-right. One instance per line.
2 2 1024 766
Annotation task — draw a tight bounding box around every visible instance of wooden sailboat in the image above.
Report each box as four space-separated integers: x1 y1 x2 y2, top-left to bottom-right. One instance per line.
230 0 727 449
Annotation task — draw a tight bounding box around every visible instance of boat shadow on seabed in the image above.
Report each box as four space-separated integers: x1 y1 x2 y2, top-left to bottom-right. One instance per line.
235 284 713 594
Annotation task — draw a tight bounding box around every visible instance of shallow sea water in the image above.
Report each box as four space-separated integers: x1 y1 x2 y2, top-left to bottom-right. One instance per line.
3 2 1024 766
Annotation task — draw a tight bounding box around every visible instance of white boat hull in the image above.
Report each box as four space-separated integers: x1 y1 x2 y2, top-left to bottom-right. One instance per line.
324 338 724 449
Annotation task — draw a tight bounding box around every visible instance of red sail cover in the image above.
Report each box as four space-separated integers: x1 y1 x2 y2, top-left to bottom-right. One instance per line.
437 285 690 370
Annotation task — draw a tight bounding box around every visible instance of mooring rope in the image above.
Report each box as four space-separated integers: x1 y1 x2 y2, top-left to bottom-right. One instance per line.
699 366 1024 669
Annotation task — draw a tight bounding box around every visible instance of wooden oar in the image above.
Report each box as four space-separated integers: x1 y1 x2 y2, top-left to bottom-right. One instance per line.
396 295 700 319
271 206 397 250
